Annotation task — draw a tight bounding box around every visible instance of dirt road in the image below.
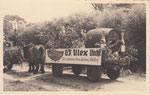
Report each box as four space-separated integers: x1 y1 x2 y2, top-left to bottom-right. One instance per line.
3 63 146 91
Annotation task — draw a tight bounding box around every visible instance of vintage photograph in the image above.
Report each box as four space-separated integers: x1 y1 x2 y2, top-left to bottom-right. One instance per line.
3 0 146 92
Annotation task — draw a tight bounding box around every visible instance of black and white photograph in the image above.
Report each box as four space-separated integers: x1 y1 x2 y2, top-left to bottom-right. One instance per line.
2 0 147 92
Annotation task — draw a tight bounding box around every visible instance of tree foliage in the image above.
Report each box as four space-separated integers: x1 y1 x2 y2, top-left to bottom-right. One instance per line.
3 4 146 71
3 15 26 46
91 4 146 71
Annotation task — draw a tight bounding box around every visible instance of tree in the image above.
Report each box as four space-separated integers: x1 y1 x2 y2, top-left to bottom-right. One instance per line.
3 15 26 46
91 4 146 71
3 15 26 34
123 5 146 71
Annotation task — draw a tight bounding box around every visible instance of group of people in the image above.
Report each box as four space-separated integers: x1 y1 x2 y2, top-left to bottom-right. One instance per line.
57 23 88 48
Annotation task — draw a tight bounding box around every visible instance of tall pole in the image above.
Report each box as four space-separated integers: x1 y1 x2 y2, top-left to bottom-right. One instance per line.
10 19 18 47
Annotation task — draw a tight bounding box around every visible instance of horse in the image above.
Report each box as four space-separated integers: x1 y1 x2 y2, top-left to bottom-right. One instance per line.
23 43 45 74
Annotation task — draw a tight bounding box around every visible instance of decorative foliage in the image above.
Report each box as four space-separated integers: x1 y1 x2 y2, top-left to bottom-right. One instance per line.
4 48 23 66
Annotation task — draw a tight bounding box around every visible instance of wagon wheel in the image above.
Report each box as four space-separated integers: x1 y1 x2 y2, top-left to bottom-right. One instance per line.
52 64 63 77
87 66 102 82
107 67 120 80
72 65 82 76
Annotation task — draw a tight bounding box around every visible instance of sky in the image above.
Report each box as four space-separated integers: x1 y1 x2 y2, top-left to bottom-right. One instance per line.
2 0 93 23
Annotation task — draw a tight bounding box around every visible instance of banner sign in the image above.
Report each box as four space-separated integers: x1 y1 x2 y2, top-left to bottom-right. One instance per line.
45 48 102 66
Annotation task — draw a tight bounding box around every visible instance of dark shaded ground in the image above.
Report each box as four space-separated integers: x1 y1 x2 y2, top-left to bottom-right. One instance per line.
3 63 146 91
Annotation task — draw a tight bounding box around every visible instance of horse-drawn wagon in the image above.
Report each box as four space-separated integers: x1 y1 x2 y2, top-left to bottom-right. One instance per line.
45 28 132 82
